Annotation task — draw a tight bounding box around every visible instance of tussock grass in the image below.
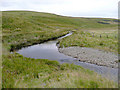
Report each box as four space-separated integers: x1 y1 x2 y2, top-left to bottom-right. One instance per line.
3 53 117 88
2 11 118 88
59 29 118 53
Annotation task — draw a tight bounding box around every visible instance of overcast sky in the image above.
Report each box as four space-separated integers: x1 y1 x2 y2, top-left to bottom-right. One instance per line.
1 0 119 18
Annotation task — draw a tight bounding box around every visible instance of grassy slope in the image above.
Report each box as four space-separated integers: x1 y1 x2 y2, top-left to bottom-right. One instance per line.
2 11 118 88
59 29 118 53
3 53 117 88
58 17 118 53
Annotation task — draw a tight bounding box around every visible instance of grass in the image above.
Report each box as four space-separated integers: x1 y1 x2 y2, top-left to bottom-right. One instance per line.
3 53 117 88
2 11 117 52
59 29 118 54
2 11 118 88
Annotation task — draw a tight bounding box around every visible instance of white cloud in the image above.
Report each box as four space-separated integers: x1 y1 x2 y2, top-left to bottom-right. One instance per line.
1 0 119 18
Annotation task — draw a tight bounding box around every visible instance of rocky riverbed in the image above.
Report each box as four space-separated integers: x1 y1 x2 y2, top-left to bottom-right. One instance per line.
59 47 118 68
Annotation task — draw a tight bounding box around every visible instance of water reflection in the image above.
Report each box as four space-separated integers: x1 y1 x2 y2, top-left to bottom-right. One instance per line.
17 33 118 82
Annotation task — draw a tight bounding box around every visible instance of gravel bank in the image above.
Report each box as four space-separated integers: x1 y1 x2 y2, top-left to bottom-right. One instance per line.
58 47 118 68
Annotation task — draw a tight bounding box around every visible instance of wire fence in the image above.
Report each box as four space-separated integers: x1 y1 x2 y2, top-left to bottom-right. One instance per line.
91 32 117 39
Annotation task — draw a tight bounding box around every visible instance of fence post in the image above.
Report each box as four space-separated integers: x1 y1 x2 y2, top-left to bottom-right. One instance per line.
100 34 101 38
92 32 94 37
106 35 108 38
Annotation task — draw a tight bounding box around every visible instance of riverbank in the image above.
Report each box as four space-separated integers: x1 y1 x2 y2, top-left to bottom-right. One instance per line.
59 47 118 68
58 28 118 68
59 29 118 53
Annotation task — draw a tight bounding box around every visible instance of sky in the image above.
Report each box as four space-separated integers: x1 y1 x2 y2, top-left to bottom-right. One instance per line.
1 0 119 18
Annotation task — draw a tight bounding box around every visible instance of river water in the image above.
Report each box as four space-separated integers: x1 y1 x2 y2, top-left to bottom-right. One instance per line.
17 33 118 82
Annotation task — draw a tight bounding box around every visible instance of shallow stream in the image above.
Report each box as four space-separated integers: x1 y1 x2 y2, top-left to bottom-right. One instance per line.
17 32 118 82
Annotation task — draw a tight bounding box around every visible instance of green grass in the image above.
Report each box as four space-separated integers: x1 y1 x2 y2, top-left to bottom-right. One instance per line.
3 53 117 88
2 11 117 52
59 29 118 53
2 11 118 88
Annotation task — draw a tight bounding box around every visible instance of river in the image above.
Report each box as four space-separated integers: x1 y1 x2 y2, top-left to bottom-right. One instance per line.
17 32 118 82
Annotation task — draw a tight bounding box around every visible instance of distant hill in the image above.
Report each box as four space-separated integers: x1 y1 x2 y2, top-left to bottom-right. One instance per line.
2 11 117 34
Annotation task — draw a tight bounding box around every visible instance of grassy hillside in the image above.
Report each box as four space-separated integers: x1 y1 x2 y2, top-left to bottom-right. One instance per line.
2 11 118 88
2 11 117 52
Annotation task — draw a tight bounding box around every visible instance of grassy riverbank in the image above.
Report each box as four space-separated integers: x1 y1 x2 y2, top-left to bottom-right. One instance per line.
59 29 118 53
2 11 118 88
3 53 117 88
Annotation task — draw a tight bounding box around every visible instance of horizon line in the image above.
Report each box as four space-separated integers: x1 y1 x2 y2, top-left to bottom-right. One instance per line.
1 10 118 19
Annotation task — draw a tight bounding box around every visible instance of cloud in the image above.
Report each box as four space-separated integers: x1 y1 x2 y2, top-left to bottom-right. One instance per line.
1 0 119 18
